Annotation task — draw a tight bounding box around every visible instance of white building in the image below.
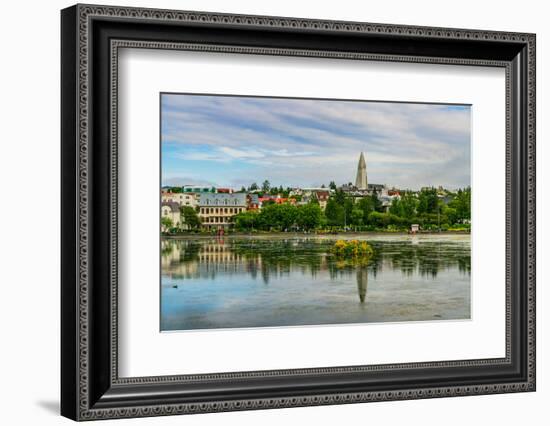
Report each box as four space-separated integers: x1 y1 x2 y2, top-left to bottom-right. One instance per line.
161 201 182 231
161 192 198 208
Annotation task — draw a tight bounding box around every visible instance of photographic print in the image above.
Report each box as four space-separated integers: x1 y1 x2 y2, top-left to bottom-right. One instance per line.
160 93 471 332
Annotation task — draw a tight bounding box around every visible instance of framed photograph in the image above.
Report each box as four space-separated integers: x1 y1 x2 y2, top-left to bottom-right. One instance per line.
61 4 536 421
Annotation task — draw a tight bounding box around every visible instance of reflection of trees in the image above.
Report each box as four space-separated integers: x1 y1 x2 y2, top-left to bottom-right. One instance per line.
160 237 471 283
368 241 471 279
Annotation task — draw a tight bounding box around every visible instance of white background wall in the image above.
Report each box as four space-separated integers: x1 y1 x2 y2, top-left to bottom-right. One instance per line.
0 0 547 424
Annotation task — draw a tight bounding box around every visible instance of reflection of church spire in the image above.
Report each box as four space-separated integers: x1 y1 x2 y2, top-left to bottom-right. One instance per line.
355 152 367 189
356 267 368 303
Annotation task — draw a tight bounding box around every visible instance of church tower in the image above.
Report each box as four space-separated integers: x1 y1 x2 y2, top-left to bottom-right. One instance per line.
355 152 367 189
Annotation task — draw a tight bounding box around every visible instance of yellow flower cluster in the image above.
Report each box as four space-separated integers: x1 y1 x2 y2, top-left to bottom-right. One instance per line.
331 239 373 258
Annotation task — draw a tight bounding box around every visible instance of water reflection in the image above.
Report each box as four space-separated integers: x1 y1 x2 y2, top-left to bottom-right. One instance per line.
357 267 368 303
160 235 471 330
162 237 470 281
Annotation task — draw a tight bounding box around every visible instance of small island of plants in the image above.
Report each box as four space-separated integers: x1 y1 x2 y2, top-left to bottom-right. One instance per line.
330 240 374 259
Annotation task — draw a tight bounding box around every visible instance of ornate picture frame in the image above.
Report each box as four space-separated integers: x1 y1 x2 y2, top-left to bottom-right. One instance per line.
61 4 535 421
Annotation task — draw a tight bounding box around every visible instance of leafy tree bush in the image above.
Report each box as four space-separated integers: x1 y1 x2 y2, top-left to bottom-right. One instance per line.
181 206 201 229
296 203 322 231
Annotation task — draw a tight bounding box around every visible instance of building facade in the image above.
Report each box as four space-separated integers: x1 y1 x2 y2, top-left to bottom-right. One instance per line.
198 193 247 229
161 201 182 231
161 191 198 208
314 190 330 210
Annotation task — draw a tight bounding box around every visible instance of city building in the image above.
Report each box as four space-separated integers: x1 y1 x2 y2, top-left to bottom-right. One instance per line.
182 185 215 193
379 194 397 212
368 183 386 195
247 194 260 210
161 191 198 208
216 188 234 194
198 193 247 229
314 190 330 210
258 195 295 207
340 152 387 198
355 151 368 189
161 201 182 231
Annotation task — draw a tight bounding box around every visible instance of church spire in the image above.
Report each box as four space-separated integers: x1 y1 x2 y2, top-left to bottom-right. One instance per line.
355 152 367 189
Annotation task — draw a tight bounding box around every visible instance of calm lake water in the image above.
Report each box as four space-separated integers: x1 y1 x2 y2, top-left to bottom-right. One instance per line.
160 234 471 331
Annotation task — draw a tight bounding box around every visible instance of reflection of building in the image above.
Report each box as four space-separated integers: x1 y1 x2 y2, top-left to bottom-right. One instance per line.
198 242 246 264
198 193 247 229
161 201 182 230
356 267 368 303
161 240 198 277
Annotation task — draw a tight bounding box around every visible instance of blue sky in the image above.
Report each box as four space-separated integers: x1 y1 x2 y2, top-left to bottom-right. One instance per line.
161 94 471 190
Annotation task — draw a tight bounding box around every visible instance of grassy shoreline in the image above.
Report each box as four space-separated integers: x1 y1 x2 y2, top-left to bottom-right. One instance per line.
161 230 470 239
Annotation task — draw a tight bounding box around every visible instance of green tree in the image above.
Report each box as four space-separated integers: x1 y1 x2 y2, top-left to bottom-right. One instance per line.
262 180 271 192
357 196 375 223
161 216 173 231
181 206 201 229
442 206 458 225
257 203 278 230
448 187 471 223
350 207 363 226
296 203 322 230
333 189 346 204
324 198 344 226
400 192 418 219
276 203 298 231
164 187 183 193
329 181 337 190
417 187 439 214
234 210 259 230
371 190 383 212
389 198 402 216
249 182 258 191
343 198 354 227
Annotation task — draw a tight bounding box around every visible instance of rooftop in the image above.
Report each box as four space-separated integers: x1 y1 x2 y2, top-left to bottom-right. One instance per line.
198 192 247 206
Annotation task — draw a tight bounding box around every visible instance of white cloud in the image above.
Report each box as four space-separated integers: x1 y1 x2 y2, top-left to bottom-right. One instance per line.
161 94 471 190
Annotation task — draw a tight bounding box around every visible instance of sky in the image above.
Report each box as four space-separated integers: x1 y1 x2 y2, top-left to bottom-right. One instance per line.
161 93 471 191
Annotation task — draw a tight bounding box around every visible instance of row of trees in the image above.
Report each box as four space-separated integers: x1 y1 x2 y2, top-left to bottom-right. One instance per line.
234 203 322 231
233 187 471 232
